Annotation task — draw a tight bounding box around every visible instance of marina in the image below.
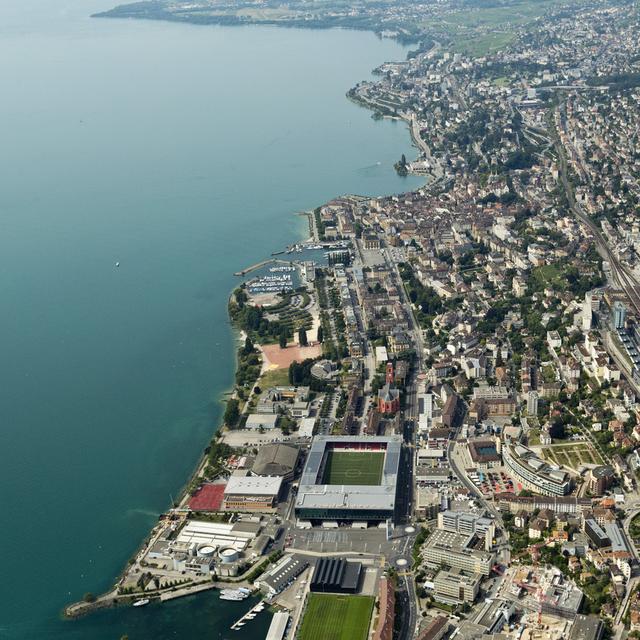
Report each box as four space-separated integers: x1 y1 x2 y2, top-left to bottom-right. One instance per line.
246 273 294 294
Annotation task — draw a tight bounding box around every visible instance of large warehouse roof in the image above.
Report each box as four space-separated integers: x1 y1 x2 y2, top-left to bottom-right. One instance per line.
224 475 283 496
252 443 299 477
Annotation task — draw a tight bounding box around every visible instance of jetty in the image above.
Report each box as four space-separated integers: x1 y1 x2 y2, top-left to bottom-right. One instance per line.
230 600 267 630
234 258 296 277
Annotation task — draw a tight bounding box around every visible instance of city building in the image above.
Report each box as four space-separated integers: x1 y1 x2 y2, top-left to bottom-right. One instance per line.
438 510 495 541
569 615 604 640
423 529 494 576
245 413 280 430
496 493 591 515
467 439 501 469
612 301 627 331
433 569 481 604
251 443 299 480
223 475 283 511
540 581 584 620
586 466 615 496
373 577 395 640
378 383 400 414
416 616 450 640
503 444 572 496
527 391 539 416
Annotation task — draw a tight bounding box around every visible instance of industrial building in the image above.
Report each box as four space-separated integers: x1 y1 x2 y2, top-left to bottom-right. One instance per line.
223 475 283 511
295 435 402 523
145 519 262 577
255 554 309 596
310 558 362 593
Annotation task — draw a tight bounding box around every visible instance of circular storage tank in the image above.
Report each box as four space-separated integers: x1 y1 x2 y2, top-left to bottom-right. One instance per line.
218 547 240 564
198 544 216 558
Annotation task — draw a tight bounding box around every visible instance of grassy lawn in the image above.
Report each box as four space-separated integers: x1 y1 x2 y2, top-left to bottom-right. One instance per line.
322 451 385 485
258 367 290 388
298 594 374 640
532 263 565 289
541 442 603 467
630 512 640 539
451 31 516 56
528 428 541 445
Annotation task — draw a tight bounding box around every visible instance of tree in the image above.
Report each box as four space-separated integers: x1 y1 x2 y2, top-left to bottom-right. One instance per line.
279 332 287 349
298 328 308 347
223 399 240 427
243 336 254 355
317 326 324 343
83 592 96 603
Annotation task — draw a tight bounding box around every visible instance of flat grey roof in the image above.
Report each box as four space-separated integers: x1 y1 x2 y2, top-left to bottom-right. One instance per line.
604 522 628 553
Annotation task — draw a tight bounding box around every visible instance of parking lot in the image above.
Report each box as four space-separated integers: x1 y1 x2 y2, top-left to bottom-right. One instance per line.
467 468 519 496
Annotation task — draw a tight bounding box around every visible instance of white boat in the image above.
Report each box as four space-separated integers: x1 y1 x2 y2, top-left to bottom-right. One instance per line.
132 598 149 607
220 594 245 601
237 587 251 594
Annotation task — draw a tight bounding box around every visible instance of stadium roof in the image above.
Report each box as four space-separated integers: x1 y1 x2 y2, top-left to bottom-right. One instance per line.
295 435 402 512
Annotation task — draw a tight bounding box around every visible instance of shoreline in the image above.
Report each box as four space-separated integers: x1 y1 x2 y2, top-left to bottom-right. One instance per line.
63 210 316 621
64 31 420 621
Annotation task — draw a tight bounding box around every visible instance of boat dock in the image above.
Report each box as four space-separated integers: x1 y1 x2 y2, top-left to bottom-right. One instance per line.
230 600 267 631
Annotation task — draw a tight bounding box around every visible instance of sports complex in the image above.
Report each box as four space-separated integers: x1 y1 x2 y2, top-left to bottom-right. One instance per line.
297 593 374 640
294 435 402 523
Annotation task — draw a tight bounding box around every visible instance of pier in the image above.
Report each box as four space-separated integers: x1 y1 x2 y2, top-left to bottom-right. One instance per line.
234 259 296 277
230 600 267 630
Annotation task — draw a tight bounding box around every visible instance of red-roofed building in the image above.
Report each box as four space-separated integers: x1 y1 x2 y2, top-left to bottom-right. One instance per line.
374 577 395 640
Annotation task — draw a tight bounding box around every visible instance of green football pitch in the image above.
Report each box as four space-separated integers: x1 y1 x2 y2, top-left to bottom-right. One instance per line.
298 594 374 640
321 450 384 485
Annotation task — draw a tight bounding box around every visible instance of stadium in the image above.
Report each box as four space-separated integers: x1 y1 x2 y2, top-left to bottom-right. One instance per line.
295 436 402 523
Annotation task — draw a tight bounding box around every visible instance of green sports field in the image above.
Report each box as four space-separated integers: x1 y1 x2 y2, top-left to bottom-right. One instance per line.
298 594 374 640
321 450 384 485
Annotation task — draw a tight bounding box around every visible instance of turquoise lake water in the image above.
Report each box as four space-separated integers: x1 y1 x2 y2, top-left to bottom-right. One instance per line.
0 2 422 637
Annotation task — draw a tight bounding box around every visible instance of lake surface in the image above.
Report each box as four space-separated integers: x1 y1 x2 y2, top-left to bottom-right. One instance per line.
0 2 421 638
